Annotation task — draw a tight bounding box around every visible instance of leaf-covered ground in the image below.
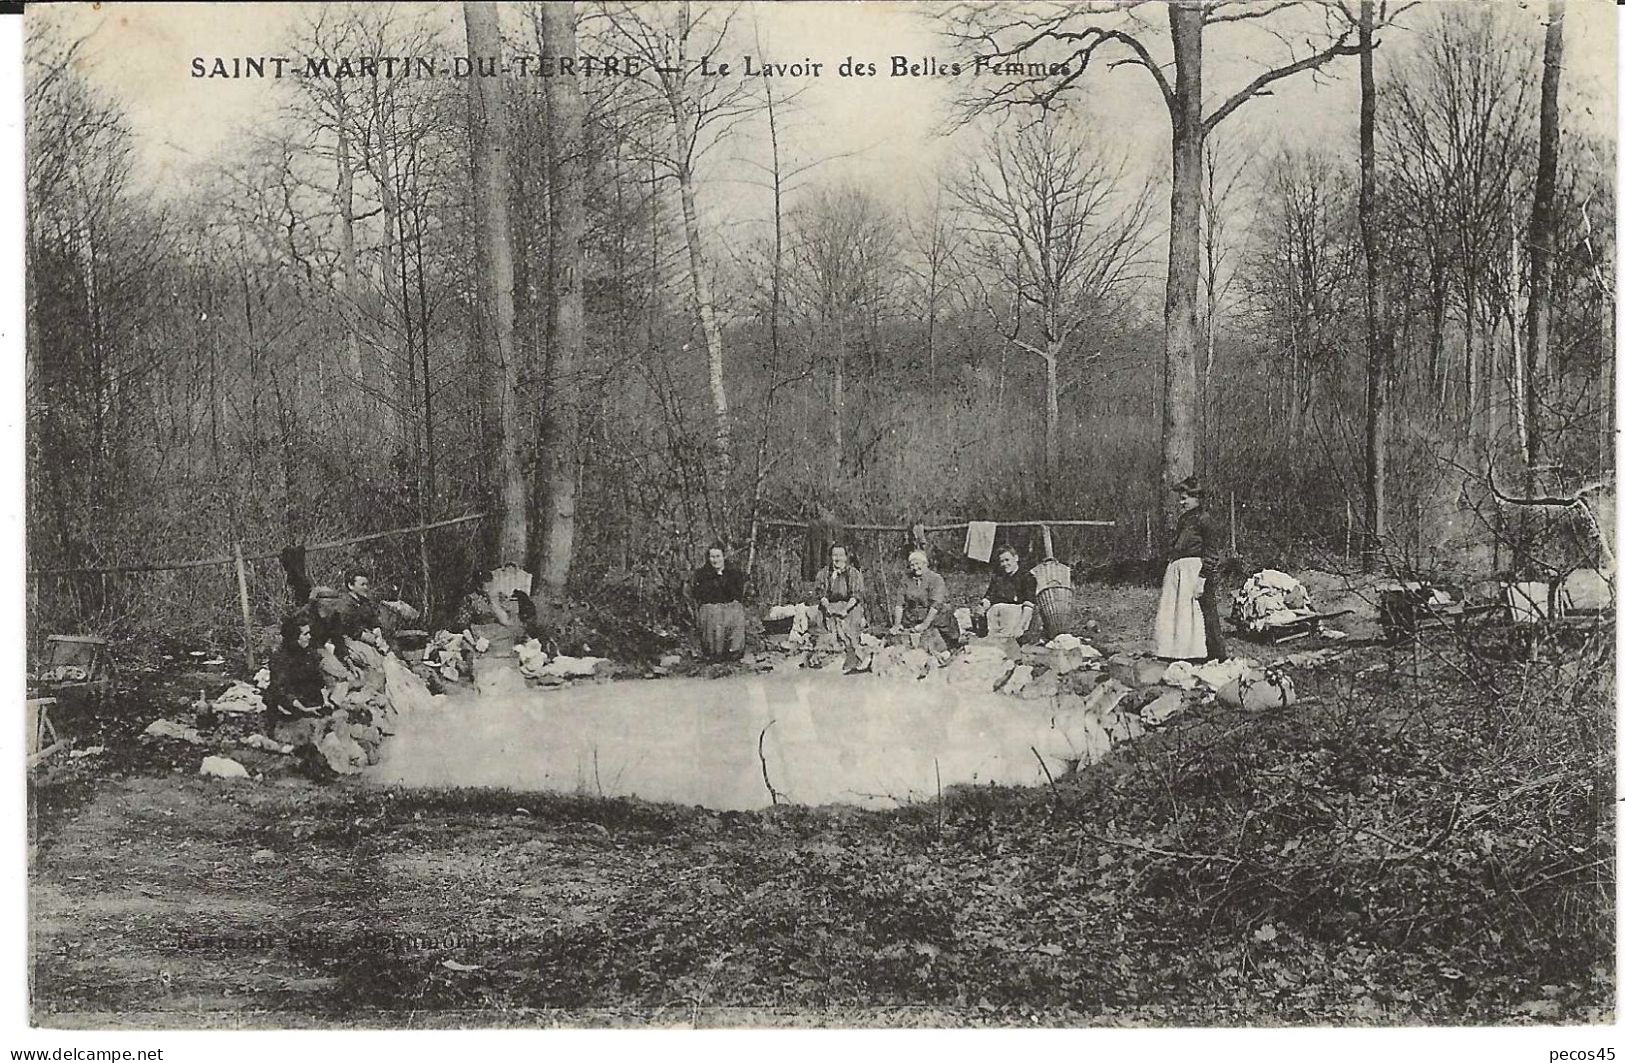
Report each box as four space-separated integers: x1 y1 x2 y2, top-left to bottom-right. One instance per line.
28 633 1614 1027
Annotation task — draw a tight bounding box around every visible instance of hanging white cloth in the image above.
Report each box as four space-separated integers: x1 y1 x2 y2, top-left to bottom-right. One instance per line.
1154 556 1207 660
964 521 998 562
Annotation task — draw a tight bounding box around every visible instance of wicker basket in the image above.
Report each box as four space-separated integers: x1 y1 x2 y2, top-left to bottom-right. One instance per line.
1031 558 1075 638
1035 585 1075 638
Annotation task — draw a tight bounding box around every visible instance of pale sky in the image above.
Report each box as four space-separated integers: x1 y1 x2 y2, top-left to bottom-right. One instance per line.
26 1 1620 236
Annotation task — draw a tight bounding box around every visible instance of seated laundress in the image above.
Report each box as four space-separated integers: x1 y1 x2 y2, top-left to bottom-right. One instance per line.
692 548 747 660
892 552 963 654
977 548 1037 639
813 549 867 650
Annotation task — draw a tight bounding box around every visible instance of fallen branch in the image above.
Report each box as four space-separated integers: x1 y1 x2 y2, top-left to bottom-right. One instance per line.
758 720 781 806
1080 829 1246 866
1031 746 1060 805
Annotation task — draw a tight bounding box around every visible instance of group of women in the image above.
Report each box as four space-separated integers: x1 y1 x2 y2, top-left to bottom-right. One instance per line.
263 567 409 773
691 478 1229 666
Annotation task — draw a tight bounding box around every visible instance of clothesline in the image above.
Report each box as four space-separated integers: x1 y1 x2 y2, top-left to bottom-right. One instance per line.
26 512 489 577
762 518 1115 532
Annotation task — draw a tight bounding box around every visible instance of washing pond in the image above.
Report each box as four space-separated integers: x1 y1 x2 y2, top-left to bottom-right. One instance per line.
367 671 1136 811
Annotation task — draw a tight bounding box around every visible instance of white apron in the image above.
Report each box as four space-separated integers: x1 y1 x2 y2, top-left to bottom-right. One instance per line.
1154 556 1207 660
985 603 1030 639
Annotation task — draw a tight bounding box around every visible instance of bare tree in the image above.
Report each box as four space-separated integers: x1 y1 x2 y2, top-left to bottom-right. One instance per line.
785 183 899 483
953 115 1153 498
945 0 1392 525
1382 6 1536 435
592 1 761 503
465 1 528 564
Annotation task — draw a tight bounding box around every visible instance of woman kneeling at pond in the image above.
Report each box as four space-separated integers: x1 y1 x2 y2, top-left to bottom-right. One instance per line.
813 544 868 650
265 615 327 747
691 543 747 661
890 549 963 654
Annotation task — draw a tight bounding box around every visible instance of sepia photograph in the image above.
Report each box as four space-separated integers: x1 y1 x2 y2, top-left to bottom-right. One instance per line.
17 0 1619 1037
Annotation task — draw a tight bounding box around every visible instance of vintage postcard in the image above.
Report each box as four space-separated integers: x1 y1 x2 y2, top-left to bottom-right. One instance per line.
17 0 1618 1045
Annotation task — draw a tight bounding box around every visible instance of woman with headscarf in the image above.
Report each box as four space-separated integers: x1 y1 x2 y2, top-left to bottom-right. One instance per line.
1154 477 1227 662
690 543 748 661
813 543 868 650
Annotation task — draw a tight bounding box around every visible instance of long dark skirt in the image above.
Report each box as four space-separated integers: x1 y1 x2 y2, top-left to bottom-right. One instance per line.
1198 580 1227 663
697 601 747 659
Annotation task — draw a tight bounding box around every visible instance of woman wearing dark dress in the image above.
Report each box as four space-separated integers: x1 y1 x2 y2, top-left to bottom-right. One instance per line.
265 614 328 745
1154 477 1227 662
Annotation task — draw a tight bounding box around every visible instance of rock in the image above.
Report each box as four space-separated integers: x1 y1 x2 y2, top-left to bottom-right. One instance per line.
318 729 368 775
1105 654 1138 686
1217 670 1297 711
1131 658 1170 688
1050 704 1114 765
240 734 295 755
1000 664 1036 695
873 646 933 681
658 654 683 669
1139 689 1188 726
943 656 1015 690
1101 709 1145 743
251 848 277 865
1061 669 1107 695
1079 679 1134 719
1017 670 1063 700
199 755 249 780
144 719 204 745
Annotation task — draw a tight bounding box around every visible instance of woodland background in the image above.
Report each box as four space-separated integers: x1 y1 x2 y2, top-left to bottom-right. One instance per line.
23 0 1616 641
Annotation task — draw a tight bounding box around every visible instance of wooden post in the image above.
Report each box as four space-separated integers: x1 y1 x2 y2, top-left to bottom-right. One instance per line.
418 528 432 622
1040 523 1055 559
1345 501 1353 565
233 541 256 670
1229 492 1238 555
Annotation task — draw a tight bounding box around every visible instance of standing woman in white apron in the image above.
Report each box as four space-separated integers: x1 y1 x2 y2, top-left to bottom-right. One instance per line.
1154 477 1228 662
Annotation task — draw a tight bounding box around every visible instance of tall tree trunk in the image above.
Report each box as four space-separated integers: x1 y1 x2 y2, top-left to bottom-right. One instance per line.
1359 0 1390 567
1162 3 1205 528
1526 0 1564 489
1043 348 1059 500
370 85 404 446
537 0 584 601
464 1 528 565
672 136 731 500
334 90 364 387
832 312 846 480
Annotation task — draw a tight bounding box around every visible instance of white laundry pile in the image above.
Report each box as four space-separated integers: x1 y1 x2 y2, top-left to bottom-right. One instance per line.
1230 569 1316 633
424 629 489 683
211 680 266 716
515 638 549 680
1161 658 1255 691
143 719 204 744
539 655 611 678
